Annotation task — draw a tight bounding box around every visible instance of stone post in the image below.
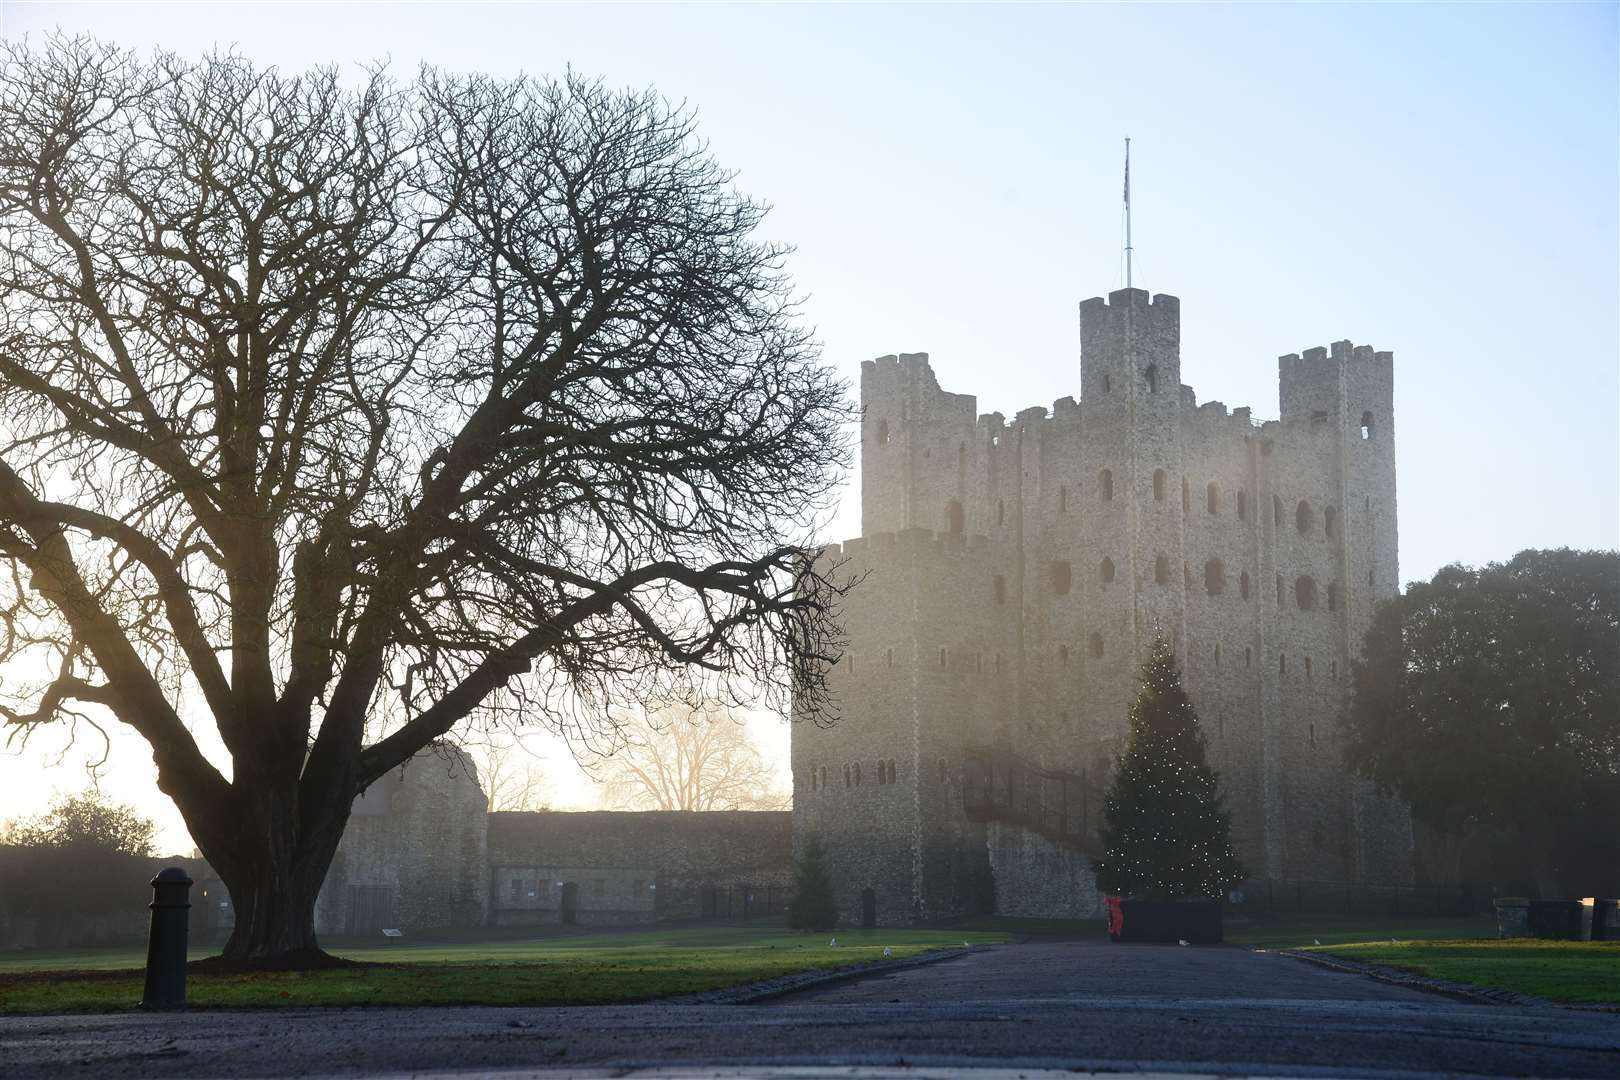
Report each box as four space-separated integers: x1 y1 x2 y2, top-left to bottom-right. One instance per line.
140 867 193 1010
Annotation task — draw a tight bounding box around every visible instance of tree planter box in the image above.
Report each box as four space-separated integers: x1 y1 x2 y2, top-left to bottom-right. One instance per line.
1527 899 1591 940
1493 897 1530 938
1118 898 1222 944
1589 899 1619 941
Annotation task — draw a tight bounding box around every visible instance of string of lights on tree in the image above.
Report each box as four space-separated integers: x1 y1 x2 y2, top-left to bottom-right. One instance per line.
1093 635 1246 899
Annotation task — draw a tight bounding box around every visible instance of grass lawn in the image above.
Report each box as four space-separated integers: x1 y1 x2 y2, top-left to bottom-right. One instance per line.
0 926 1006 1013
1224 913 1497 949
1304 938 1620 1005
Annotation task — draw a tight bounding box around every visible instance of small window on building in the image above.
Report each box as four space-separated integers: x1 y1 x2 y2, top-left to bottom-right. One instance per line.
1276 573 1285 606
1155 554 1169 586
1273 494 1283 527
1309 723 1317 747
1184 561 1191 588
1051 560 1072 596
1059 486 1068 513
1103 372 1112 393
1058 644 1069 668
993 575 1006 606
1153 469 1166 502
975 652 983 673
1207 482 1219 515
1145 363 1159 394
1327 583 1339 612
1360 411 1374 440
888 759 898 782
1100 557 1115 584
1100 469 1114 501
938 647 948 669
1331 659 1339 679
995 652 1004 673
1205 559 1225 596
946 499 964 534
997 499 1005 526
1368 567 1374 586
1295 575 1317 610
1182 478 1190 512
1280 653 1287 674
1240 571 1251 600
819 765 827 789
1213 643 1222 666
1237 490 1247 521
1245 646 1253 669
511 879 522 900
854 761 862 785
843 764 851 787
1089 632 1104 659
1296 499 1313 535
810 769 818 791
1324 506 1337 539
1304 656 1313 678
877 419 889 445
886 648 894 668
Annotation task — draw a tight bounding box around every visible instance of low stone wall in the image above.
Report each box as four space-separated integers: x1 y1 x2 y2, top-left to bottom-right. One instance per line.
985 822 1105 918
488 810 792 925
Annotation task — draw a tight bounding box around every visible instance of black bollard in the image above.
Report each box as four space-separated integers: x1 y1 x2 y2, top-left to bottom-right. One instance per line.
140 867 193 1010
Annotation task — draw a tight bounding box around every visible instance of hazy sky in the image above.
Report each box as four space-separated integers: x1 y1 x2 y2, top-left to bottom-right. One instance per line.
0 2 1615 853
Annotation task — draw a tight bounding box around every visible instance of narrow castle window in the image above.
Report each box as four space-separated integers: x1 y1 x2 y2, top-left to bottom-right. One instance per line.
1103 372 1112 394
1276 573 1285 606
811 769 818 792
1304 657 1313 678
1280 654 1287 675
844 764 851 787
1089 632 1104 659
1145 363 1159 394
886 648 894 668
1184 561 1191 588
1296 499 1314 535
1309 723 1317 747
1182 478 1190 512
1324 506 1337 539
888 759 898 782
1240 571 1251 600
1331 659 1339 679
1360 411 1374 440
1100 469 1114 501
1327 583 1339 612
993 575 1006 605
1368 567 1375 586
1245 646 1253 669
997 499 1005 525
1237 490 1247 521
1100 557 1115 584
1273 494 1283 527
854 762 862 785
1213 643 1222 666
1154 554 1169 586
1295 575 1317 610
1205 559 1225 596
820 765 827 789
877 419 889 445
1059 486 1068 513
1207 482 1219 515
946 499 964 534
1153 469 1166 502
995 652 1004 673
1051 560 1072 596
938 647 948 669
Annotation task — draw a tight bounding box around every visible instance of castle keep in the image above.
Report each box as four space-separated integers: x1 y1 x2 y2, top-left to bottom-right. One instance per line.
792 287 1415 926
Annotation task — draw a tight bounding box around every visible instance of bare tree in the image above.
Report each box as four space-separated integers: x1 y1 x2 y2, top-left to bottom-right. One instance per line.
595 702 789 811
473 738 551 813
0 39 848 967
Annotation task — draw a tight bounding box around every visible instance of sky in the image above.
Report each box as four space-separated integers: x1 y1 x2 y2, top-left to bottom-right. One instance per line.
0 1 1615 854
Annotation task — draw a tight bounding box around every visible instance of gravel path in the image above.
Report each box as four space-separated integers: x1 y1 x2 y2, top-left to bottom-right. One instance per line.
1 940 1614 1079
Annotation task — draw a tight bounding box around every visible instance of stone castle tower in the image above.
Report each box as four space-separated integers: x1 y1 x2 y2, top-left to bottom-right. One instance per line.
792 287 1414 926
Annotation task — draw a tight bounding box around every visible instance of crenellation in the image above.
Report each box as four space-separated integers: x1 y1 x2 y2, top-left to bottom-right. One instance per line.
797 288 1410 926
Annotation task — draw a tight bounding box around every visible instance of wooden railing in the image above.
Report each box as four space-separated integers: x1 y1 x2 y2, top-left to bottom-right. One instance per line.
961 744 1102 855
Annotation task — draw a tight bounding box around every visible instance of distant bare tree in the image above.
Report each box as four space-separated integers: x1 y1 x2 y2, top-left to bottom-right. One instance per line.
474 738 551 813
595 703 789 812
0 39 848 967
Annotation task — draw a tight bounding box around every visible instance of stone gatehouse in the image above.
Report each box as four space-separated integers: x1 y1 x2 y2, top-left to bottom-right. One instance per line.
791 286 1416 927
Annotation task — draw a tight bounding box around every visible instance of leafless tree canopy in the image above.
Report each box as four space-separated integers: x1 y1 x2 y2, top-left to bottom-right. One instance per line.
0 38 848 962
595 702 788 812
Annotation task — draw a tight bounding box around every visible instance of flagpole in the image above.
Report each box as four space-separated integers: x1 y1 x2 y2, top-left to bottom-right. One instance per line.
1124 137 1133 290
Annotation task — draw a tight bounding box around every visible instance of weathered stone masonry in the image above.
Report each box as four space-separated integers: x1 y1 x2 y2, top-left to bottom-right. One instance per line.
792 287 1414 926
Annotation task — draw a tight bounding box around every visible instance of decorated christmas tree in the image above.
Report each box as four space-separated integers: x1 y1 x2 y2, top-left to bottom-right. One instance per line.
1094 635 1246 899
787 833 840 930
